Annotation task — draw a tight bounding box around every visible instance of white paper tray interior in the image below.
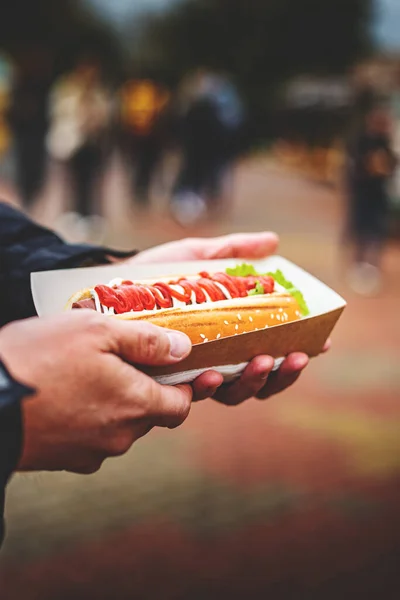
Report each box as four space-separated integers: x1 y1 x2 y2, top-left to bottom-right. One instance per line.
31 255 345 318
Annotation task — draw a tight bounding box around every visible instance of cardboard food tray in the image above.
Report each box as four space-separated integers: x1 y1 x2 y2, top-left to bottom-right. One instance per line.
31 256 346 385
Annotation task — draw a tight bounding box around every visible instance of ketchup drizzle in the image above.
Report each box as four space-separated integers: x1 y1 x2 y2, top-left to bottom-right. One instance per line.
94 273 274 314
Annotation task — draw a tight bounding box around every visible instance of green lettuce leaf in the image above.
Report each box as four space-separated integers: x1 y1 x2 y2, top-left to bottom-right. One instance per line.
225 263 259 277
225 263 310 316
248 281 265 295
266 269 310 316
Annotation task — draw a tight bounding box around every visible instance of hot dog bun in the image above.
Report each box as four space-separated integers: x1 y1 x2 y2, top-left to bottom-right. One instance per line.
116 293 301 344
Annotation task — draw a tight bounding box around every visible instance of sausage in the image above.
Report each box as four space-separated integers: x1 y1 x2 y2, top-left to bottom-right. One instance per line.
72 299 96 310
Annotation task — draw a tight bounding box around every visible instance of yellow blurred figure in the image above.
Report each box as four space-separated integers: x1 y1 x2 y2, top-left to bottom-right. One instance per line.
0 54 12 161
121 80 169 137
0 87 11 158
120 79 170 205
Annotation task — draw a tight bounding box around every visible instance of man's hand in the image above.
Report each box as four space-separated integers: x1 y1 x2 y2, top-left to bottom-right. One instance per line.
128 231 279 264
191 342 330 405
127 231 327 404
0 312 193 474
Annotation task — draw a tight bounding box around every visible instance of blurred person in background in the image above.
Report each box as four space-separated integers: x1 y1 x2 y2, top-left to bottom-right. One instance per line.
0 199 314 548
47 56 112 241
0 59 12 182
344 105 397 295
120 78 170 207
7 46 52 210
171 70 244 227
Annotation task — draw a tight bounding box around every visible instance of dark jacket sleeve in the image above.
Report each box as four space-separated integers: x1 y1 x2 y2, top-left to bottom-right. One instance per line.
0 359 36 547
0 202 139 547
0 202 137 327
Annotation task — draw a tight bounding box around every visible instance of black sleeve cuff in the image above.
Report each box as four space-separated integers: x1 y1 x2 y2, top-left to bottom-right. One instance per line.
0 359 35 548
0 359 36 413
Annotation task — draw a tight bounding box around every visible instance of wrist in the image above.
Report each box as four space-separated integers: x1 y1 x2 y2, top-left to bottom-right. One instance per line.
0 357 36 412
0 356 36 483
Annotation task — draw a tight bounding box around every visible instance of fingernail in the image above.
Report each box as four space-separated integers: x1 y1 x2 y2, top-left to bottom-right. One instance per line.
259 358 275 379
167 331 192 359
260 370 270 380
206 385 219 397
293 356 309 370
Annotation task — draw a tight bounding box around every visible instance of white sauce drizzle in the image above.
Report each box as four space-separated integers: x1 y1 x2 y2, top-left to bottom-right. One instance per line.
107 277 125 287
92 289 102 313
212 281 231 300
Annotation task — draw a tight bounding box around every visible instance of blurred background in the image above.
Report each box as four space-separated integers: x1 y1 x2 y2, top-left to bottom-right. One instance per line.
0 0 400 598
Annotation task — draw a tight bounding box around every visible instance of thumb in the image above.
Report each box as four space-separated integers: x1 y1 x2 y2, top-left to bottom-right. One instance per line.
108 320 192 366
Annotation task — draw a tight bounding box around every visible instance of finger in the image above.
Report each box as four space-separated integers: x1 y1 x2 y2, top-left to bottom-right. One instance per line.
214 355 275 406
100 422 154 458
103 355 193 430
143 377 193 429
192 370 224 401
322 338 331 353
129 240 191 264
256 353 309 400
107 320 192 365
196 232 279 260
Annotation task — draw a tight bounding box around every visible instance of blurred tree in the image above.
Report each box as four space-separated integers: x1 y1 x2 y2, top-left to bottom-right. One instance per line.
134 0 373 141
0 0 122 79
141 0 373 79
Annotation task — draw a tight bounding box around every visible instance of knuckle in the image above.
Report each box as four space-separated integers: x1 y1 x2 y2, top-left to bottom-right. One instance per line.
167 391 191 428
106 432 134 457
136 326 164 362
215 388 246 407
85 312 110 337
222 395 243 407
74 460 104 475
124 378 150 417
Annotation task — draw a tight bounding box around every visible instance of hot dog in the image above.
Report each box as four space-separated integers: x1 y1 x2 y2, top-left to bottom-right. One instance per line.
66 265 309 345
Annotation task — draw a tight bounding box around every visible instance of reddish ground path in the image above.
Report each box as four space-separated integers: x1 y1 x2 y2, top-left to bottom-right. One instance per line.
0 155 399 599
